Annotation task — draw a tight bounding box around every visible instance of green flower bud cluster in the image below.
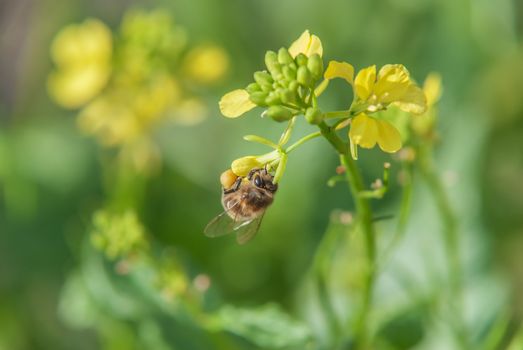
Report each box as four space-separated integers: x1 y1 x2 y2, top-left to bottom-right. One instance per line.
245 47 324 123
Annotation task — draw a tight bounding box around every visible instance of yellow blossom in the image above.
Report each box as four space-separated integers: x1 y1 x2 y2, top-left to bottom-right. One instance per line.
183 45 229 84
324 61 354 84
412 72 443 136
354 64 427 115
47 19 112 108
231 151 280 176
219 30 322 118
349 113 402 159
219 89 256 118
423 72 442 107
288 30 323 58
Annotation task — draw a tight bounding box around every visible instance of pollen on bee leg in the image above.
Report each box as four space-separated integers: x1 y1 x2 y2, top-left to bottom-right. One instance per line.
220 169 238 189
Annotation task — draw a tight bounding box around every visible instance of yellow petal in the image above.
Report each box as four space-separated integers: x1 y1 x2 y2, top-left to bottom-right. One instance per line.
423 72 442 106
349 114 378 148
218 89 255 118
324 61 354 84
231 156 262 176
354 65 376 101
376 119 402 153
288 30 323 58
394 84 427 115
374 64 410 103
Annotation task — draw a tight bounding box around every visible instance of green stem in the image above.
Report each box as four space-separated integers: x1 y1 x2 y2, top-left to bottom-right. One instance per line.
417 142 468 349
323 110 351 119
318 122 376 350
378 161 414 268
285 131 321 153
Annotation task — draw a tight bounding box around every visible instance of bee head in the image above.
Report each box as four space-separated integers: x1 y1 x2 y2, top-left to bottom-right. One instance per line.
250 168 278 193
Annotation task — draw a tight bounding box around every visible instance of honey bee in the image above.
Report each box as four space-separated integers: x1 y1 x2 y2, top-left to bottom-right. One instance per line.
204 167 278 244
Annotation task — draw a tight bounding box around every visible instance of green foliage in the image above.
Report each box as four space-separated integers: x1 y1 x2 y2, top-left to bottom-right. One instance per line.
215 304 313 349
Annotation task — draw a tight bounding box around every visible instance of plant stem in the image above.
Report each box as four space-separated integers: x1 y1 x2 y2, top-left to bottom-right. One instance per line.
318 122 376 349
417 142 468 349
323 110 351 119
286 131 321 153
378 161 414 268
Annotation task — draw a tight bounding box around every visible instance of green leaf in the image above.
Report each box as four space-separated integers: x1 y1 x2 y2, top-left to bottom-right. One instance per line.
216 303 313 349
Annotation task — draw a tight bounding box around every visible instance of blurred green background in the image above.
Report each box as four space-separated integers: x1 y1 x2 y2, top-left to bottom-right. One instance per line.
1 0 523 349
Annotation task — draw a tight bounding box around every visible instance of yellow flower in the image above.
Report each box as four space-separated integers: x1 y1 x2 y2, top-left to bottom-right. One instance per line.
354 64 427 115
77 95 141 146
324 61 354 84
219 89 256 118
423 72 442 107
47 19 112 108
288 30 323 58
219 30 323 118
183 45 229 84
231 151 280 176
412 72 443 136
349 113 402 159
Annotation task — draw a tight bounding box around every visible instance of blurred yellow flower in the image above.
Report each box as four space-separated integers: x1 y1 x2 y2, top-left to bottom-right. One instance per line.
77 95 140 146
354 64 427 115
183 45 229 84
423 72 442 107
412 72 443 137
47 19 112 108
349 113 402 159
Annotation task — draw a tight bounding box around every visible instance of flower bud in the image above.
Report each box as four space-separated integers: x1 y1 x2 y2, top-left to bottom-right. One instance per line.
278 47 294 65
288 81 299 92
296 53 308 66
264 51 283 79
297 66 312 87
283 65 297 81
246 82 261 93
279 89 295 104
266 106 293 122
254 71 273 86
265 91 282 105
220 169 238 189
305 107 323 124
249 91 269 106
307 54 323 79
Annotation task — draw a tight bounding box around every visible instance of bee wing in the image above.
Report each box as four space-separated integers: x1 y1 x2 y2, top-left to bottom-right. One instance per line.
235 211 265 245
204 200 242 238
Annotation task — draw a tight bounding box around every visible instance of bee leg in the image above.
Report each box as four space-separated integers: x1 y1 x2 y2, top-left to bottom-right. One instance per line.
223 176 242 194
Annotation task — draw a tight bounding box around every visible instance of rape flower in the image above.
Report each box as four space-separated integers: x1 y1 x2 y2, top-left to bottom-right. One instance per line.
353 64 427 115
348 113 402 159
47 19 112 108
412 72 443 137
219 30 323 118
288 30 323 58
231 150 280 177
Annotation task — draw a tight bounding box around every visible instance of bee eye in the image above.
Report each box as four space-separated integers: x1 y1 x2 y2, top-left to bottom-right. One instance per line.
254 176 263 187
